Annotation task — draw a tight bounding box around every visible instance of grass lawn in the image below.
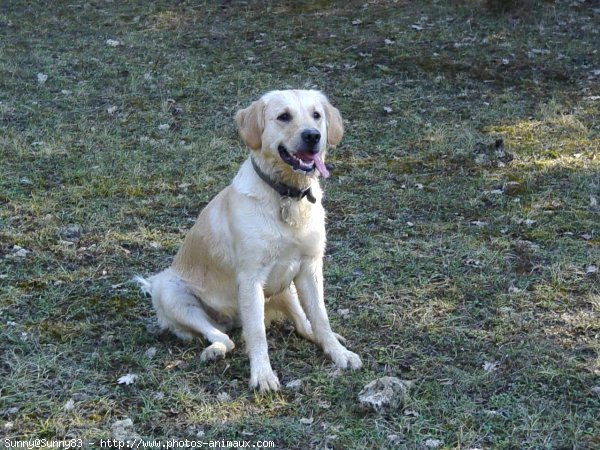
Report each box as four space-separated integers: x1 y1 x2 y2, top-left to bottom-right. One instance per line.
1 0 599 448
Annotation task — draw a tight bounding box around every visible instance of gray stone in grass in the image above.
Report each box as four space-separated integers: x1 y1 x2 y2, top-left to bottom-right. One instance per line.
60 224 82 242
358 377 411 413
111 418 141 442
10 245 30 258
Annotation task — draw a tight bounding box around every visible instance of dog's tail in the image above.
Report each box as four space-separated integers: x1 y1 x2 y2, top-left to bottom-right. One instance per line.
132 275 153 298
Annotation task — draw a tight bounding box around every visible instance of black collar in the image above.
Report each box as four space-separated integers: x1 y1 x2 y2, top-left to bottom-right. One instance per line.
251 157 316 204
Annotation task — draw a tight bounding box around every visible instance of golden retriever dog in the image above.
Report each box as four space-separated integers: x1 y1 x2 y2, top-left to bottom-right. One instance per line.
135 90 362 392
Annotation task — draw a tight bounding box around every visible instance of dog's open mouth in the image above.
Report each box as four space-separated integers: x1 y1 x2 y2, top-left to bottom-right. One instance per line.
278 145 330 178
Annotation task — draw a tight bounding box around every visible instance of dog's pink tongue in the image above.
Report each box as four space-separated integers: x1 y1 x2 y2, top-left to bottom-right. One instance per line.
313 154 330 178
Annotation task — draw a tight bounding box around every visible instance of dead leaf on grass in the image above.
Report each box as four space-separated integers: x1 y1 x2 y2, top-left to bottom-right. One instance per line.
64 399 75 412
424 438 443 448
117 373 137 385
483 361 500 372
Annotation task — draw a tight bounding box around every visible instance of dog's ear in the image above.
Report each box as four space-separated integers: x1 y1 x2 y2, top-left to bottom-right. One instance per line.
235 99 265 150
321 96 344 146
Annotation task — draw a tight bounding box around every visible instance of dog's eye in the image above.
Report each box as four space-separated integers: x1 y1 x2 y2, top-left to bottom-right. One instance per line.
313 111 321 120
277 112 291 122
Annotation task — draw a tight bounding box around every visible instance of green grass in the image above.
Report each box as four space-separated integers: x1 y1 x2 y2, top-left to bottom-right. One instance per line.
1 1 599 448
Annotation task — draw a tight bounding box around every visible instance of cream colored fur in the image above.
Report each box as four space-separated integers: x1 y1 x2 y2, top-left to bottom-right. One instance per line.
136 90 361 392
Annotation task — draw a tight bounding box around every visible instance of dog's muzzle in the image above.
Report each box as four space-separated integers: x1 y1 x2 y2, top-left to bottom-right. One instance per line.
278 143 329 178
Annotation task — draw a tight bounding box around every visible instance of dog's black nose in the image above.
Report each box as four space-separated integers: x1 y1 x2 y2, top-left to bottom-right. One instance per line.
301 129 321 148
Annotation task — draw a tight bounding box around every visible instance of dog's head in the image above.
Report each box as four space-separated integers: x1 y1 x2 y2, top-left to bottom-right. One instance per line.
235 90 343 179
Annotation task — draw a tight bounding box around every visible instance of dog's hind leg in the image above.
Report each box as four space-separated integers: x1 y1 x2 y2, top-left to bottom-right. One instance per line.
269 285 348 345
173 304 235 362
269 284 348 345
269 285 314 342
146 271 235 362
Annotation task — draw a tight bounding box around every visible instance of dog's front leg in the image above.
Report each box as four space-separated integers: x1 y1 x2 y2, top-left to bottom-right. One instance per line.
238 275 280 392
295 258 362 370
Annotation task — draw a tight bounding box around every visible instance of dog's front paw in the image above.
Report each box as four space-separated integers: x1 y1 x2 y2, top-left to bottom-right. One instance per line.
249 368 280 393
329 347 362 370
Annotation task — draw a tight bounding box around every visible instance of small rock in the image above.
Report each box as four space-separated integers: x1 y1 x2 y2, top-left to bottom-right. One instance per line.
299 417 314 425
11 245 30 258
37 73 48 84
111 418 141 442
106 39 121 47
4 421 14 430
358 377 411 412
586 265 598 275
60 225 82 241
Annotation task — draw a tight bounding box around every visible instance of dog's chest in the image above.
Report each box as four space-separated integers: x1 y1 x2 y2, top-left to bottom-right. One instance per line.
264 257 302 297
262 227 324 297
